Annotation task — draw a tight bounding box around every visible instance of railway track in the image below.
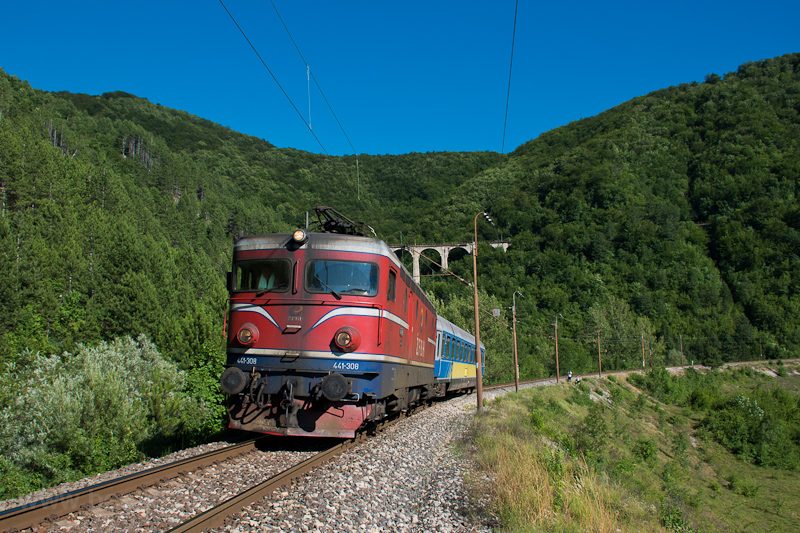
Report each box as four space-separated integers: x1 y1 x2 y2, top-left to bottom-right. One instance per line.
484 364 714 392
0 407 421 533
166 437 358 533
0 439 265 533
168 408 425 533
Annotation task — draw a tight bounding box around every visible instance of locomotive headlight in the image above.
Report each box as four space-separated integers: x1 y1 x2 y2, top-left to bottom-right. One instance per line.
237 323 259 346
335 330 351 347
334 326 361 352
292 229 309 244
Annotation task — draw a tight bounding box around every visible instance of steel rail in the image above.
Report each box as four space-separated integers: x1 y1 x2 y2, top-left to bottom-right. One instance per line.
168 406 425 533
165 437 359 533
483 359 800 392
0 439 263 533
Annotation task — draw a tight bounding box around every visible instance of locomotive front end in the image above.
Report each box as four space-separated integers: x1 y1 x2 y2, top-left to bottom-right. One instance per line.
220 224 435 438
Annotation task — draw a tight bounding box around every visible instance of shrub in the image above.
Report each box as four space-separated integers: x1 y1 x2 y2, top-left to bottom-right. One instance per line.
688 386 720 410
530 410 545 430
0 335 214 497
628 373 645 388
631 393 648 415
575 403 611 455
672 431 690 458
727 473 761 497
609 383 632 405
633 437 658 462
567 387 594 407
612 455 637 477
702 389 800 469
660 498 691 530
703 394 764 463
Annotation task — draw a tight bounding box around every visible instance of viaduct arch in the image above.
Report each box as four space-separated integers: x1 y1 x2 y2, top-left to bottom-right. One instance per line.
388 242 509 284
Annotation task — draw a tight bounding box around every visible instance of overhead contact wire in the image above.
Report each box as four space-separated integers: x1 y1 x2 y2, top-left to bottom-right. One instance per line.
267 0 380 207
218 0 329 155
268 1 391 212
501 0 518 154
269 0 359 157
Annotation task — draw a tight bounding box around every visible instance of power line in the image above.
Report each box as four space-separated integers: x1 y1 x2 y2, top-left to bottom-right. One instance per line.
268 0 359 158
265 1 393 211
217 0 329 155
501 0 519 154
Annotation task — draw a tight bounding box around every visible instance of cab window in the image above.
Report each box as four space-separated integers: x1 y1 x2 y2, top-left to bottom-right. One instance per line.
305 260 379 296
233 259 292 292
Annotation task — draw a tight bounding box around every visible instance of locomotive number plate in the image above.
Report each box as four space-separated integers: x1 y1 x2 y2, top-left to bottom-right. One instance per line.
333 361 359 371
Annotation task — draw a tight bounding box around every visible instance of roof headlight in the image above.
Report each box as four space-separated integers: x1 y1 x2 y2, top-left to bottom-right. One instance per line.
292 229 309 244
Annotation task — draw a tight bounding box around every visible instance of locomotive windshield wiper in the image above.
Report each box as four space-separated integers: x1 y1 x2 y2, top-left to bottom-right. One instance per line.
255 287 276 297
314 274 342 300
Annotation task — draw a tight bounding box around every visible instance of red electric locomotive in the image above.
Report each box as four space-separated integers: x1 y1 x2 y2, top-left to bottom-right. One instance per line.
219 207 438 437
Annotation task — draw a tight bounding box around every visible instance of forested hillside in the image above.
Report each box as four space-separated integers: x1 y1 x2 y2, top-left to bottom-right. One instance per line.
478 53 800 380
0 53 798 383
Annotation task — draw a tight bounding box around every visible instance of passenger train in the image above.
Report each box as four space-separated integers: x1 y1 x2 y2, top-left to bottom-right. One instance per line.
219 207 484 437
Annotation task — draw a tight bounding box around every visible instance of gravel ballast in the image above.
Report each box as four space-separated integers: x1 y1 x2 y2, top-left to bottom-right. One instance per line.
2 392 503 532
215 394 497 533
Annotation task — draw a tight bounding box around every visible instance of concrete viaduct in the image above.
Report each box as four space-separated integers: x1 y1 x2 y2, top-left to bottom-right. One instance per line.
388 242 509 284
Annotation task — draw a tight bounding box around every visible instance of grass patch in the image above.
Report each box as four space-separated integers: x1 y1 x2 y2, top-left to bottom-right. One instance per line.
468 368 800 532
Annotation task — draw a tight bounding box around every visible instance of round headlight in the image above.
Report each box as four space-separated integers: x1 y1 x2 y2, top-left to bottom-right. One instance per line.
335 330 352 347
334 326 361 352
237 323 259 346
292 229 309 244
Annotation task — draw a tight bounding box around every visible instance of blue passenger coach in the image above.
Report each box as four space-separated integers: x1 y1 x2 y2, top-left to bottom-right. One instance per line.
434 316 484 394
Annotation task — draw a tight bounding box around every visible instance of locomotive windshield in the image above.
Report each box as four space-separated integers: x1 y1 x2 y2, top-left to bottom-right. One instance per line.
233 259 292 292
305 260 379 297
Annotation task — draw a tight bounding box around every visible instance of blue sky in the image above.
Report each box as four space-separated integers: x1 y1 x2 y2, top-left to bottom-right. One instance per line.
1 1 798 156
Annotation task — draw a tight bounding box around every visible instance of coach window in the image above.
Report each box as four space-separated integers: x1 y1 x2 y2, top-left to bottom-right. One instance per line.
233 258 292 293
305 260 379 296
388 270 397 302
